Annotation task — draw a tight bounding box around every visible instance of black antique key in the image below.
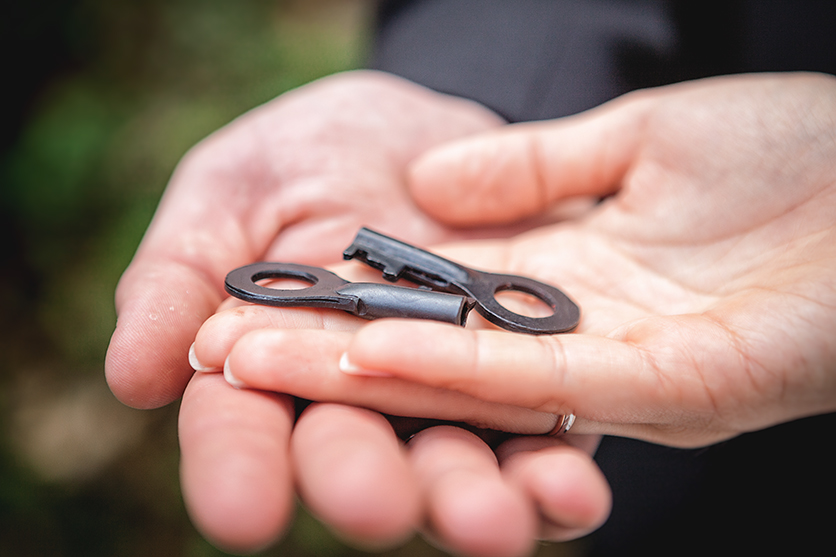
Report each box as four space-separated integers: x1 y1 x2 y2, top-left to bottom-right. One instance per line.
343 228 580 335
225 228 580 334
225 262 473 325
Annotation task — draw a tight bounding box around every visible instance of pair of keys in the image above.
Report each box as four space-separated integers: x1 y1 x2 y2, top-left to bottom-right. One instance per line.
225 228 579 335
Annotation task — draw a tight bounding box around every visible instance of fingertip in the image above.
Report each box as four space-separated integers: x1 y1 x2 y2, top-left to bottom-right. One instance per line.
223 356 248 389
221 327 326 391
428 472 537 557
106 266 222 408
292 404 421 547
338 352 393 378
105 322 191 409
533 449 612 530
191 500 293 556
191 306 263 371
179 373 295 553
189 342 221 373
503 444 612 538
408 427 536 557
408 139 473 203
408 101 647 227
408 133 542 225
218 328 274 390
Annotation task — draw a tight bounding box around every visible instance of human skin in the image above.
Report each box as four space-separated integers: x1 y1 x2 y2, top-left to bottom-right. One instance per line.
209 72 836 450
107 70 611 555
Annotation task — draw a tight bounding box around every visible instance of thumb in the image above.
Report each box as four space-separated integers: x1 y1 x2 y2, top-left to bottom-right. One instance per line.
407 95 649 226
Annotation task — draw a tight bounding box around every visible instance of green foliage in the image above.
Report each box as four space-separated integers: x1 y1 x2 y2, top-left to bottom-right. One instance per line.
0 1 379 556
2 0 372 367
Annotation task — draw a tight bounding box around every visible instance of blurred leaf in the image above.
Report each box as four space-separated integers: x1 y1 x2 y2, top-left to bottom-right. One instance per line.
0 1 416 556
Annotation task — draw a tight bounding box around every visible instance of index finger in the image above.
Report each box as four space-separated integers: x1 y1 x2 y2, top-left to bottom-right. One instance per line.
342 319 722 446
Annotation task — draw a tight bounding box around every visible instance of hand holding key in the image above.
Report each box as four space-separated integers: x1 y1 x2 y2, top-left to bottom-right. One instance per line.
343 73 836 447
111 70 611 555
225 227 580 333
202 73 836 452
343 227 579 334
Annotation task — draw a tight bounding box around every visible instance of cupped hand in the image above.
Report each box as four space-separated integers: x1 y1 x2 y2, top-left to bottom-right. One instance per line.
212 72 836 453
109 69 611 554
105 70 501 409
107 70 499 551
336 72 836 447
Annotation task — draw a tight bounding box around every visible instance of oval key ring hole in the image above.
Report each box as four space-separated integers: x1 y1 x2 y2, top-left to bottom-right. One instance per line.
250 269 321 291
494 287 556 318
255 277 316 290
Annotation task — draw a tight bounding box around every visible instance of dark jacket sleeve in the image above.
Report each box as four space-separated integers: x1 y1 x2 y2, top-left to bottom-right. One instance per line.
369 2 836 555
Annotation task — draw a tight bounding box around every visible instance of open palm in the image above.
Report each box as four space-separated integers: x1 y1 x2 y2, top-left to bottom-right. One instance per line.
212 73 836 451
344 72 836 447
109 70 610 555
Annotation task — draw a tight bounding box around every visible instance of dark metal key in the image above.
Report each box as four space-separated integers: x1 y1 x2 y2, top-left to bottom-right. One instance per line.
343 228 580 335
225 262 473 325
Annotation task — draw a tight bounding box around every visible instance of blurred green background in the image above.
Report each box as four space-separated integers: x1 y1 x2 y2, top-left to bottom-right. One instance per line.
0 1 584 556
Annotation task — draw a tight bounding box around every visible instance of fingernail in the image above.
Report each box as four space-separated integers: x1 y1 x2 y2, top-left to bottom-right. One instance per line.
223 357 247 389
338 352 393 377
188 343 221 372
